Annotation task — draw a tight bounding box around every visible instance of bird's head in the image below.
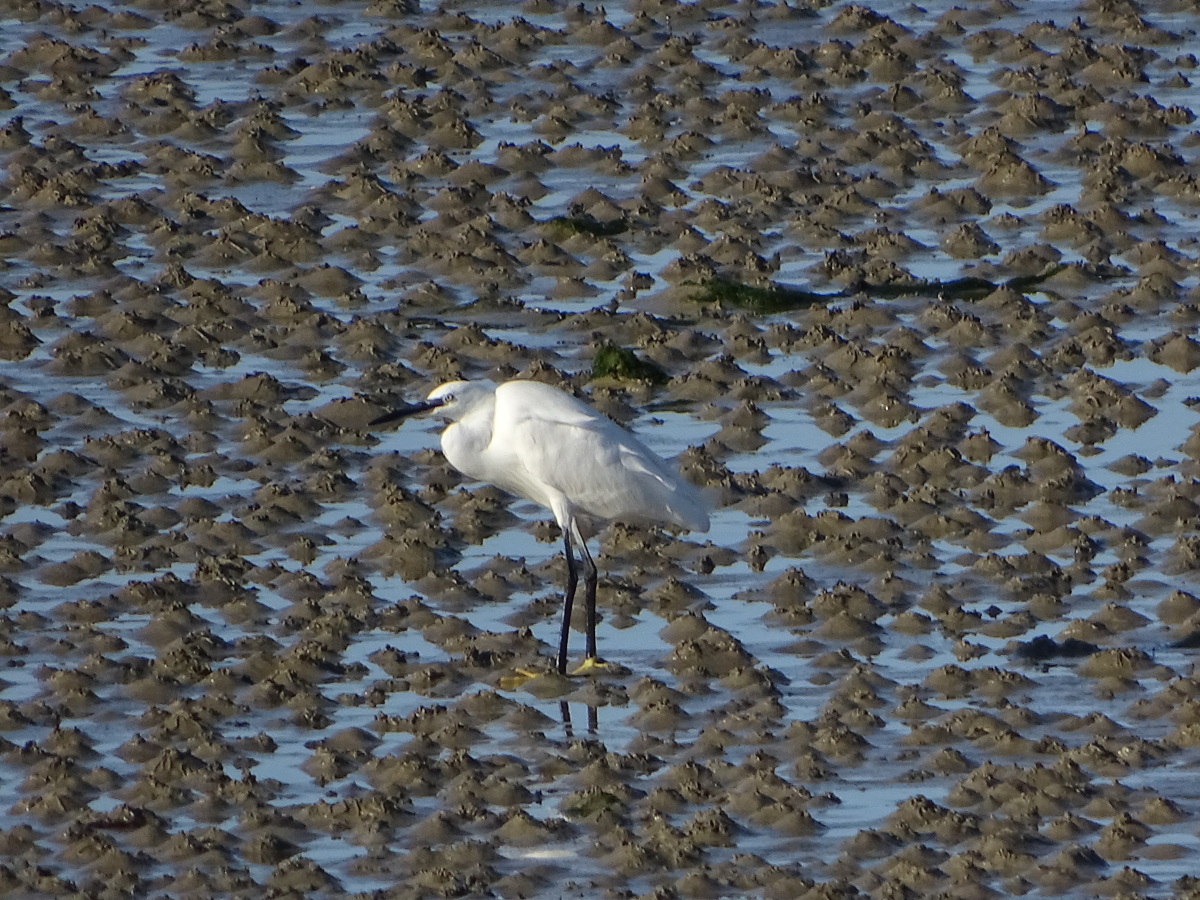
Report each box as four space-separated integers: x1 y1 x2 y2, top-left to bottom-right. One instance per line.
369 380 491 427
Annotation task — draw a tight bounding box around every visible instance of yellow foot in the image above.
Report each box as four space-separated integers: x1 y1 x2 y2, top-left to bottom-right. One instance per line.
571 656 611 675
498 666 543 690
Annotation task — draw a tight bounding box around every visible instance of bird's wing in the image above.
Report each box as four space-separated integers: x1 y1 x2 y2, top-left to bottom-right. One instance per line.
493 383 708 531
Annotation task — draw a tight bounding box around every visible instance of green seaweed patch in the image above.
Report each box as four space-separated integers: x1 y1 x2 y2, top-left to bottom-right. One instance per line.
592 343 669 384
1006 265 1069 291
870 276 997 300
871 265 1068 301
697 266 1070 312
562 788 626 819
695 276 833 313
544 214 627 238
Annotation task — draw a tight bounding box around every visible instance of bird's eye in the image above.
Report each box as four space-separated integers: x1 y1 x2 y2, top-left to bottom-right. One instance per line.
443 393 454 403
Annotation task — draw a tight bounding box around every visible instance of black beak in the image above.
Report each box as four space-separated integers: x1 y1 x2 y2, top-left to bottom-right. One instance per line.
369 398 443 428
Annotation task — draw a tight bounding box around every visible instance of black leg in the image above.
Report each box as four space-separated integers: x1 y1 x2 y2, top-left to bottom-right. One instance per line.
558 528 578 674
577 535 598 661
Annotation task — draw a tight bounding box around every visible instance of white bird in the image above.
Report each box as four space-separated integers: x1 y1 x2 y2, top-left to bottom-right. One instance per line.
372 379 710 673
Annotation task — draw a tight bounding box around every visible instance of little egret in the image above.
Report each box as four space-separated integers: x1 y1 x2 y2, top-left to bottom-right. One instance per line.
371 379 709 673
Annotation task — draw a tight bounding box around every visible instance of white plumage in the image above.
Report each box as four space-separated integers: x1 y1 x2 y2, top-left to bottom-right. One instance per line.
374 379 709 672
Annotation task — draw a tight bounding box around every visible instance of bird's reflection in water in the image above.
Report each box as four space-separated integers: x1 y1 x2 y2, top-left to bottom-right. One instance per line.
560 700 598 735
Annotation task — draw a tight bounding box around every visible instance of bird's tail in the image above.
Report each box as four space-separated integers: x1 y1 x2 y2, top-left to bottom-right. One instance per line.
669 482 711 533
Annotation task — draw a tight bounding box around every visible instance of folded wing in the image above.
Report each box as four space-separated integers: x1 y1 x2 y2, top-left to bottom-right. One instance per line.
494 381 709 533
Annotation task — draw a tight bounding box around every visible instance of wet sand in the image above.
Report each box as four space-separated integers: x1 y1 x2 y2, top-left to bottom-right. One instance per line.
2 0 1200 897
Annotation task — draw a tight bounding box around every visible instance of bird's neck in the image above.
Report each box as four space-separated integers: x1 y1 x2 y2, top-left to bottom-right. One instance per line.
441 408 493 482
